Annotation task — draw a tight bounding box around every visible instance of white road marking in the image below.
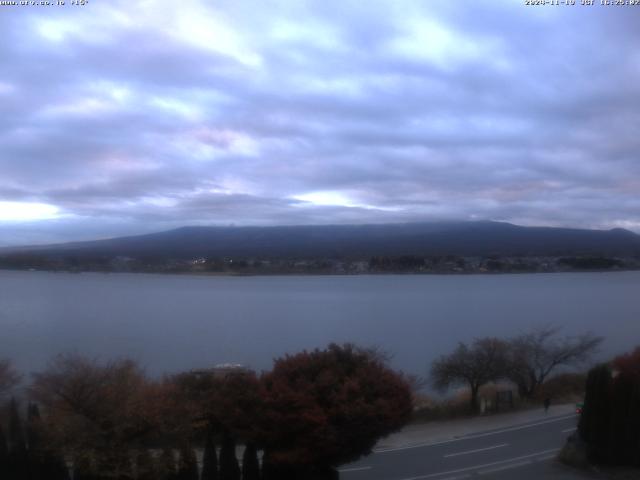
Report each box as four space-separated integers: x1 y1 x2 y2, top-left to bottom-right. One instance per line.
562 427 577 433
444 443 508 458
536 453 558 461
338 466 372 473
478 460 531 475
395 448 560 480
376 414 577 453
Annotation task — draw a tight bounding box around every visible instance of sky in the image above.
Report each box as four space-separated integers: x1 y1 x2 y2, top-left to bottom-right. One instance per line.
0 0 639 246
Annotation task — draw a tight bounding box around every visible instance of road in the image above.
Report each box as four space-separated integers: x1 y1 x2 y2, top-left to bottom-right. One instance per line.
339 413 591 480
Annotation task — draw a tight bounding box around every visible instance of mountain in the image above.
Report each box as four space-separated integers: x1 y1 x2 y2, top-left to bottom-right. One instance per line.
5 221 640 259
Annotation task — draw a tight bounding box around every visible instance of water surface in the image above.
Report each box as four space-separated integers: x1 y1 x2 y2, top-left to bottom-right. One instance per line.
0 270 638 377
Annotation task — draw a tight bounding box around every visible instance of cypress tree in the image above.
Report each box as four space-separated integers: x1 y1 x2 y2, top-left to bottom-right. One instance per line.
201 431 218 480
73 454 96 480
219 431 240 480
579 355 640 468
135 449 157 480
609 372 633 464
632 380 640 467
260 452 273 480
0 424 9 479
241 443 260 480
7 398 28 480
26 403 42 450
579 364 612 464
310 467 339 480
27 403 70 480
177 444 199 480
114 451 134 480
259 455 295 480
8 398 26 454
579 364 599 442
47 455 71 480
27 403 43 480
157 448 177 480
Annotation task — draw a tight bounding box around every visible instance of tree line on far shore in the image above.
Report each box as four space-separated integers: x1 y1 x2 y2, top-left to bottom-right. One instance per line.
0 344 413 480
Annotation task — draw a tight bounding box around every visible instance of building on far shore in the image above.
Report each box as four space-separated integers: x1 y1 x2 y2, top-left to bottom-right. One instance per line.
190 363 252 379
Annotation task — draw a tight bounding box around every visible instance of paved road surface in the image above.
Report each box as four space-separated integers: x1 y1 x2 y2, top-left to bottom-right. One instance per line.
339 413 590 479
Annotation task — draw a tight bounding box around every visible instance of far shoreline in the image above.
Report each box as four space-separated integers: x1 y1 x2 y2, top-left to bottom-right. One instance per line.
1 266 639 278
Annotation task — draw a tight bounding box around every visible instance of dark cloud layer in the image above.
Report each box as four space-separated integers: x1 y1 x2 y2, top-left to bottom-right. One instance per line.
0 0 639 245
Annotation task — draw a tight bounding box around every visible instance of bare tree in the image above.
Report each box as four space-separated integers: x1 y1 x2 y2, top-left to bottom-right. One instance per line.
505 326 603 399
29 354 162 478
430 338 509 413
0 359 20 397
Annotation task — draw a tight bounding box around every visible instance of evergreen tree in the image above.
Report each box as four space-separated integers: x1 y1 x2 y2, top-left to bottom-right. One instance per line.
612 356 640 466
135 449 157 480
8 398 26 453
27 403 44 480
0 424 9 480
157 448 177 480
241 443 260 480
219 431 240 480
114 451 134 480
26 403 42 450
7 398 28 480
177 444 199 480
46 455 71 480
259 455 294 480
75 454 101 480
608 372 633 464
630 380 640 467
27 403 70 480
201 431 219 480
578 364 612 464
260 453 273 480
579 349 640 467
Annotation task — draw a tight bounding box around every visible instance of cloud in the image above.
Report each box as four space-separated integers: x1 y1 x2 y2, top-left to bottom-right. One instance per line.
0 0 639 245
0 201 60 222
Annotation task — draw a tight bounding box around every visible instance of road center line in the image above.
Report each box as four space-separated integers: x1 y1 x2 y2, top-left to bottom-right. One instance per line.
536 453 558 461
396 448 560 480
376 414 576 453
444 443 508 458
478 460 531 475
338 466 372 473
562 427 577 433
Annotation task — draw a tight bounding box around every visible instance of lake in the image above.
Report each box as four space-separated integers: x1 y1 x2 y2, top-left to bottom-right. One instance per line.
0 270 638 378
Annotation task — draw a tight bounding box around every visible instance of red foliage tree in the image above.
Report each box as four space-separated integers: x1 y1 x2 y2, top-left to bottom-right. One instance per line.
613 346 640 379
259 343 413 471
164 369 264 442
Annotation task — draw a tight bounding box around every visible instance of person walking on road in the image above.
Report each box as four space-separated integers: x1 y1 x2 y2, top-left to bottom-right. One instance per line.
543 397 551 414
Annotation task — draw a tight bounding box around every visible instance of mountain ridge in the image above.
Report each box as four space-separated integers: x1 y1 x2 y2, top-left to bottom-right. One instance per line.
4 221 640 259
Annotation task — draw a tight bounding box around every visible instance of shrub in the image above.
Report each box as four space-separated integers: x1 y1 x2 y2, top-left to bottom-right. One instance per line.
536 373 586 402
578 346 640 467
259 343 413 470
